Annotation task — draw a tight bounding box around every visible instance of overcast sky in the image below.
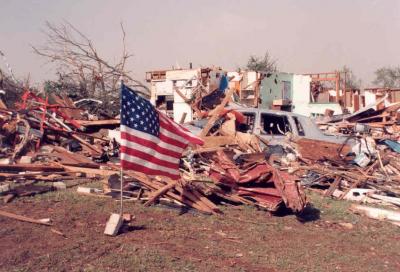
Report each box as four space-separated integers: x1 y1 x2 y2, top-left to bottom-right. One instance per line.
0 0 399 87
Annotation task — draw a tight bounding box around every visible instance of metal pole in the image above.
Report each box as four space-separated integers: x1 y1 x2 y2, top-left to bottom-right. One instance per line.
120 79 124 216
343 71 347 108
120 167 123 215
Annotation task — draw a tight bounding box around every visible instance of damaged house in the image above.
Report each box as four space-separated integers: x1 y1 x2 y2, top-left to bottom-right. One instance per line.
147 66 362 122
255 71 360 117
146 66 226 123
362 87 400 107
224 70 360 118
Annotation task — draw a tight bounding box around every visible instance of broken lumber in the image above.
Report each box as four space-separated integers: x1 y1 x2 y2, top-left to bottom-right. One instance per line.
295 138 351 161
0 164 64 172
61 165 118 176
200 88 235 137
71 134 102 154
200 136 236 148
0 209 52 226
75 119 120 126
144 180 179 207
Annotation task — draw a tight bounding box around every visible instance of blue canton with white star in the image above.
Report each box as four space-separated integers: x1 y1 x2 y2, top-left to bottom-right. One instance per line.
121 84 160 137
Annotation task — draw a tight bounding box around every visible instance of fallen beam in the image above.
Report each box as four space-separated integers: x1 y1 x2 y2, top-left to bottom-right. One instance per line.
0 210 52 226
0 164 64 172
144 180 179 207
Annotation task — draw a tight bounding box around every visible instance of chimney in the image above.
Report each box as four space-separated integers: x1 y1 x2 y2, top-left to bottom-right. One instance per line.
189 62 193 69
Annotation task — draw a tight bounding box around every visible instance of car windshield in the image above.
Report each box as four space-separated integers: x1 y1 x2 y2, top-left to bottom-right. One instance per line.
295 115 327 138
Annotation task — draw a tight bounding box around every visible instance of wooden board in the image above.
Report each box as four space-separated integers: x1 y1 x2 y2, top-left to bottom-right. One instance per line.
0 164 64 172
75 119 120 126
52 146 99 168
200 88 235 137
200 136 236 148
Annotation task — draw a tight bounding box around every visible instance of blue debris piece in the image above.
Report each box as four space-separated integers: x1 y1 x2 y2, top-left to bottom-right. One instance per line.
383 139 400 153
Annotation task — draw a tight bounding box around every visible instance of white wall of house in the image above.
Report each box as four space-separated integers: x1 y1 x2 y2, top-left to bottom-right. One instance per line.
246 71 258 89
154 80 174 96
150 68 225 123
173 79 194 103
150 80 174 104
227 71 241 90
364 91 376 106
166 69 198 123
173 102 192 123
166 69 198 81
238 71 258 90
292 74 343 117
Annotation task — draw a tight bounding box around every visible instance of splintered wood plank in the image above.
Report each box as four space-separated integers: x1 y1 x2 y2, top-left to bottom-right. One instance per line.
200 88 235 137
75 119 120 126
0 164 64 172
0 210 52 226
144 180 178 207
324 176 341 197
200 136 236 148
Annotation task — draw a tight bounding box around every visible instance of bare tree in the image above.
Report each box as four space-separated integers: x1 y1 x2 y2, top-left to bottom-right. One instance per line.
246 51 277 72
32 21 149 111
0 62 25 108
342 65 361 89
373 66 400 88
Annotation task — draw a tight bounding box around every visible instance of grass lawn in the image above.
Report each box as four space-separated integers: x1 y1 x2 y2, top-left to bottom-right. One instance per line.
0 184 399 272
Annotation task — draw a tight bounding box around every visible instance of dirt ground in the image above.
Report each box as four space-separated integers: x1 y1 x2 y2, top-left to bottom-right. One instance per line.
0 184 399 272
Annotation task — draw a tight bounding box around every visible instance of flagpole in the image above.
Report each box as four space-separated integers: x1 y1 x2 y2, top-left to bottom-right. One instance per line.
120 167 123 216
120 79 124 216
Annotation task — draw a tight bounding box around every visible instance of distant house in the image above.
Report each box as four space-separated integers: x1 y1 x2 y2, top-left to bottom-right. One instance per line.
256 71 359 117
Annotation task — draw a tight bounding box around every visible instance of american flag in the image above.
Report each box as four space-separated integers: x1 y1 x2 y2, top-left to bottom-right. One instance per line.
120 84 204 180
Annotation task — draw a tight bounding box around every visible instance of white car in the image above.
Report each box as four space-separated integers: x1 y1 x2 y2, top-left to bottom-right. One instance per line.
185 107 351 145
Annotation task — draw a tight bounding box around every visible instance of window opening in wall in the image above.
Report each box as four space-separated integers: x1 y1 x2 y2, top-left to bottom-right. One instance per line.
282 81 291 100
156 95 174 111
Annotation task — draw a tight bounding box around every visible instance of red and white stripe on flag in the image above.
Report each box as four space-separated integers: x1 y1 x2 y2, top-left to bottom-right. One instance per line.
120 112 204 180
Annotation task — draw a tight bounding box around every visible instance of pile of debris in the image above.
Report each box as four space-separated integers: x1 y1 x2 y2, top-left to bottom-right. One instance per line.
172 88 400 213
0 89 121 203
0 87 307 216
2 83 400 220
297 96 400 207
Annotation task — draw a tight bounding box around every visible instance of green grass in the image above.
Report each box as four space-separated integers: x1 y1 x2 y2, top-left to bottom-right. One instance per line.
2 187 400 272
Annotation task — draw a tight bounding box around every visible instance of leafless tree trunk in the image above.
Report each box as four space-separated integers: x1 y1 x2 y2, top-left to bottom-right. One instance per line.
32 21 149 110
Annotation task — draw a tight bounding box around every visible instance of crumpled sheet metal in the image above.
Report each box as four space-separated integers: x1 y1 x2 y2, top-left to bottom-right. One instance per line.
209 150 307 212
237 187 282 211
